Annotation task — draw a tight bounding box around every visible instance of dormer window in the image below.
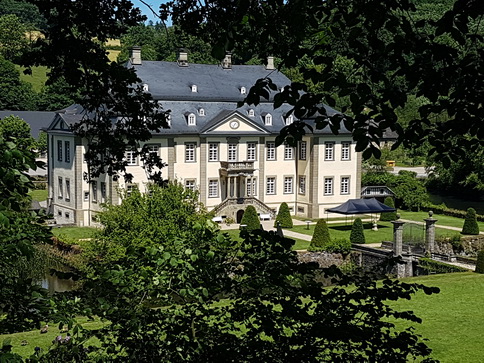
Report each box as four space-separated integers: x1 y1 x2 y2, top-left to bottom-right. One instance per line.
240 87 246 95
285 114 294 125
198 108 205 116
143 83 149 92
191 85 197 93
265 113 272 126
166 113 171 127
248 109 255 117
188 113 196 126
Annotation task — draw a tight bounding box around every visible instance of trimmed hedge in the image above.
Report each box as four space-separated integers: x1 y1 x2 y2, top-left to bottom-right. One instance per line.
240 205 260 232
274 202 293 228
379 197 397 221
309 219 331 251
422 203 484 222
324 238 352 254
462 208 480 235
350 218 365 244
475 251 484 274
418 258 468 274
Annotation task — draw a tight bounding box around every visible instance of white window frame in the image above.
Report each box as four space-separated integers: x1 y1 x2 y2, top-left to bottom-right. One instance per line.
185 143 196 162
248 109 255 117
247 142 256 161
188 113 196 126
341 142 351 161
246 177 257 196
325 142 334 161
65 178 70 201
299 141 307 160
84 191 89 202
58 177 63 199
284 176 293 194
285 114 294 125
101 182 107 203
125 149 137 166
199 108 205 116
266 142 276 161
185 179 196 191
92 181 98 202
146 144 159 156
208 143 219 162
266 177 276 195
341 176 350 194
265 114 272 126
57 140 62 161
299 176 306 194
208 180 219 198
284 144 294 160
228 143 237 162
240 87 246 94
324 177 334 195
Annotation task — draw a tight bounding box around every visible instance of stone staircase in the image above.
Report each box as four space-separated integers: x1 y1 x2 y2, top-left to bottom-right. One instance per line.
212 197 275 219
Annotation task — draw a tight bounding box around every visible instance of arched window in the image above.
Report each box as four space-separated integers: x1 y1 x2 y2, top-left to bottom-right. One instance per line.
248 109 255 117
143 84 149 92
199 108 205 116
265 113 272 126
191 85 198 92
240 86 246 94
285 115 294 125
188 113 196 125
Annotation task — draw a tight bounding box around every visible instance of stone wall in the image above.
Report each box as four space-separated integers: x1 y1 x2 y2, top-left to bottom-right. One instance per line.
296 250 348 268
434 235 484 256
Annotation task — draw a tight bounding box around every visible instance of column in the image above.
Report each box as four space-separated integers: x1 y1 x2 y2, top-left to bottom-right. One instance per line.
392 216 405 257
424 211 437 255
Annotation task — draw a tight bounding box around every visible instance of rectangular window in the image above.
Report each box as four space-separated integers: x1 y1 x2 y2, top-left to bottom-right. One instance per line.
246 177 257 196
92 181 97 202
284 144 294 160
64 141 70 162
341 177 350 194
147 144 159 156
101 182 107 202
247 142 256 161
299 141 307 160
185 179 196 191
58 177 63 199
126 184 137 197
266 177 276 195
266 142 276 161
57 140 62 161
84 191 89 202
284 176 293 194
324 177 334 195
228 143 237 162
325 143 334 161
299 176 306 194
125 149 137 165
208 143 219 161
341 142 351 161
208 180 219 197
185 143 196 162
65 179 70 201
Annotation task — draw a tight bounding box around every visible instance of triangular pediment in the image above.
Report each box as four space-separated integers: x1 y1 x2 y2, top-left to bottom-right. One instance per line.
201 110 269 134
47 115 70 131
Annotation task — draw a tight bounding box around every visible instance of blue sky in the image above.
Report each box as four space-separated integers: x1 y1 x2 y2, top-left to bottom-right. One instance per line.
131 0 168 24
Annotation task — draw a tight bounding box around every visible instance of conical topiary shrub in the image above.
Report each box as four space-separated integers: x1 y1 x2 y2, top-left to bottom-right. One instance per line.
240 205 260 232
475 251 484 274
379 197 397 221
274 202 293 228
350 217 366 244
309 219 331 251
462 207 480 235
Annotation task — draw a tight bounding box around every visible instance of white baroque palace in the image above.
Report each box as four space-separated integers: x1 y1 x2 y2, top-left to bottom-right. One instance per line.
46 48 361 226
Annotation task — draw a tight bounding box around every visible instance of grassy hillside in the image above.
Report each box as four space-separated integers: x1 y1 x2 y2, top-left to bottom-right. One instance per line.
16 65 48 92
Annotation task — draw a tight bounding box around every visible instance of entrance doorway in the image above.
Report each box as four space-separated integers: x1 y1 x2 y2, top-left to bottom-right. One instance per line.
236 209 245 223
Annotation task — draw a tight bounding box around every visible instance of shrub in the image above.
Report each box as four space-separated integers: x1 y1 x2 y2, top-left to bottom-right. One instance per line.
419 258 468 274
350 218 366 244
379 197 397 221
309 219 331 251
475 251 484 274
240 205 261 232
325 238 352 254
274 202 293 228
462 207 480 235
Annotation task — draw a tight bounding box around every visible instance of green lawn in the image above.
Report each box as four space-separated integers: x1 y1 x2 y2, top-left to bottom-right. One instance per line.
398 210 484 232
29 189 48 202
16 65 48 92
0 317 106 359
52 227 98 242
220 228 309 250
389 272 484 362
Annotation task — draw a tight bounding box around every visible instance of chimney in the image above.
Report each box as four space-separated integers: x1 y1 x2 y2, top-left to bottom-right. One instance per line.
177 48 188 67
130 46 142 65
222 52 232 69
266 56 275 70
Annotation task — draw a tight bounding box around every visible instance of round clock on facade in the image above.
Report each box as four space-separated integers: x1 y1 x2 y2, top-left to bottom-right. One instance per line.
230 120 240 129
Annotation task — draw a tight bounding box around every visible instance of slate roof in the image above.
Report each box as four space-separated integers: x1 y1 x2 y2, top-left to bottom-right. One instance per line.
0 110 56 138
48 60 349 137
